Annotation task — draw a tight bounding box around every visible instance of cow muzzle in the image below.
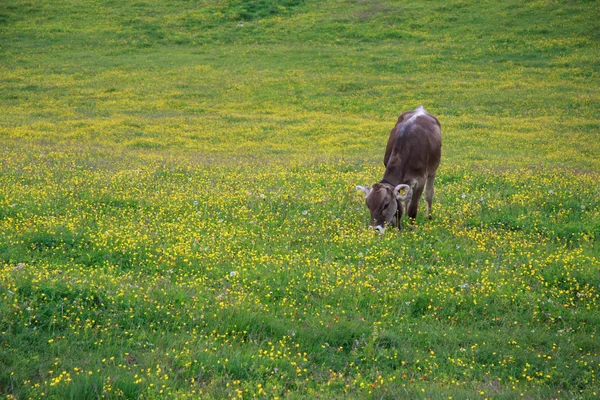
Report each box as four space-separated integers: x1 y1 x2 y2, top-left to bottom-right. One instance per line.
373 225 385 234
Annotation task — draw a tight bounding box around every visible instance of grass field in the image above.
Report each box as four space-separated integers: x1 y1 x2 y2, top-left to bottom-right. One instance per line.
1 0 599 398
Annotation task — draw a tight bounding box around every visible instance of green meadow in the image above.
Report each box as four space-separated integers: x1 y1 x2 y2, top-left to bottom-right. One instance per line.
1 0 599 398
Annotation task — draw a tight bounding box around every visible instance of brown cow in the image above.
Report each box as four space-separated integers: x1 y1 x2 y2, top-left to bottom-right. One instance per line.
357 106 442 232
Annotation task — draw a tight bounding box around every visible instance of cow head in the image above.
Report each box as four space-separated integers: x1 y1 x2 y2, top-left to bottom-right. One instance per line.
356 183 411 233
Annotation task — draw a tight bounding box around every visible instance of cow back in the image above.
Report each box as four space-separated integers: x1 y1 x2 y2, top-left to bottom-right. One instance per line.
383 108 442 184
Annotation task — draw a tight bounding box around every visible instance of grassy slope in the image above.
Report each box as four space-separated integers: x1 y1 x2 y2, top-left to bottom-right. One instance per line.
2 0 599 167
1 0 599 398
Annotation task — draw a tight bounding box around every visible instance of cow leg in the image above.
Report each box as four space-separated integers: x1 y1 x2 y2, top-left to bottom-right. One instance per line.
406 179 425 221
425 174 435 219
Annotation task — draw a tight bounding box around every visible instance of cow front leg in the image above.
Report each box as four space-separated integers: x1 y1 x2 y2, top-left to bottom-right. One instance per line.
425 174 435 219
406 180 425 221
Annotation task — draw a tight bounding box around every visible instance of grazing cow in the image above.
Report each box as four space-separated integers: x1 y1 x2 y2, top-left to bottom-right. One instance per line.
357 106 442 232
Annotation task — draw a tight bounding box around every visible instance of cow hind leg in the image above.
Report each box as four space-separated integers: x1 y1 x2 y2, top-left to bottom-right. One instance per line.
425 174 435 219
406 179 425 221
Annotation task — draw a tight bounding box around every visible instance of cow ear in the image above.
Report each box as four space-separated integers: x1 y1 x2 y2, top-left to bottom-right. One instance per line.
356 185 371 197
393 184 411 201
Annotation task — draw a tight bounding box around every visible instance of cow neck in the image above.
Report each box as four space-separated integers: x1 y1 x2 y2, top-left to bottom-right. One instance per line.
380 178 396 187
